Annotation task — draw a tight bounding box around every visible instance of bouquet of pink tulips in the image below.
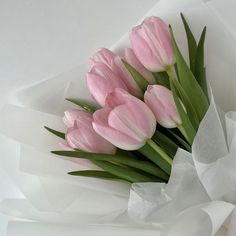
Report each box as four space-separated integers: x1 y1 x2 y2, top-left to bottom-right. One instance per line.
46 14 209 183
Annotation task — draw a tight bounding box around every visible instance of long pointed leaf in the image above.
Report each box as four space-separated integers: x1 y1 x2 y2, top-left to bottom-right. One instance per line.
170 78 196 144
152 131 178 157
181 13 197 71
170 27 209 121
68 170 119 179
122 59 149 92
194 27 208 99
44 126 65 139
153 71 170 89
51 150 168 180
167 129 191 152
66 98 98 112
92 160 161 183
169 74 199 129
139 143 171 175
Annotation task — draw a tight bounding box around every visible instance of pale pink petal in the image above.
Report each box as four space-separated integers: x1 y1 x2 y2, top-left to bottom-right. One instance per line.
63 109 93 127
130 16 174 72
144 85 181 128
114 56 143 98
92 122 144 150
124 48 156 84
130 29 163 72
93 107 145 150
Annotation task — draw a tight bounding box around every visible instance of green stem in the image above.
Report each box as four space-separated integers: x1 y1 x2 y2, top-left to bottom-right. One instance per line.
153 130 178 157
167 129 191 152
166 67 176 81
177 124 191 144
146 139 173 165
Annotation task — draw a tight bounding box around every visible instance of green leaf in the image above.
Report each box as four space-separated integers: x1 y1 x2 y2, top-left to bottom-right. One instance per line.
167 129 191 152
153 71 170 89
170 78 196 145
44 126 65 139
194 27 208 99
139 143 171 175
169 74 199 129
180 13 197 72
92 160 161 183
66 98 98 112
122 59 149 92
170 27 209 121
152 131 178 157
68 170 119 179
51 150 168 180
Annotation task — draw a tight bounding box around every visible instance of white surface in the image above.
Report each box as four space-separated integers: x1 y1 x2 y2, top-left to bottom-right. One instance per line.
0 0 156 93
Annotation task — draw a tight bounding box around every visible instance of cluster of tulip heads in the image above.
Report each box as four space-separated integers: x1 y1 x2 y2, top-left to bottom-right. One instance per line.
48 14 209 183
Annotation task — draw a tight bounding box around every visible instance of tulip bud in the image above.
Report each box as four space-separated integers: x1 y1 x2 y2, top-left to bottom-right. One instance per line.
124 48 156 84
63 109 92 128
65 110 116 154
86 63 127 107
130 16 175 72
93 88 156 150
144 85 181 128
89 48 119 74
114 48 156 98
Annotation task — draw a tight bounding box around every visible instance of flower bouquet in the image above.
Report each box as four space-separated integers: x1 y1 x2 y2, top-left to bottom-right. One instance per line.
45 13 208 184
1 0 236 235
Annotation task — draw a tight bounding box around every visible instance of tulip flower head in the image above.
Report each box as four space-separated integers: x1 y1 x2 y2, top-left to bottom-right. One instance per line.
89 48 119 74
124 48 156 84
86 63 127 107
130 16 175 72
114 48 156 98
92 88 156 150
144 85 181 128
64 110 116 154
63 109 92 128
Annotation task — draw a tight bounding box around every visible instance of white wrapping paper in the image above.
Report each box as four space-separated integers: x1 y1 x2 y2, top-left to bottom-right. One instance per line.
1 0 236 235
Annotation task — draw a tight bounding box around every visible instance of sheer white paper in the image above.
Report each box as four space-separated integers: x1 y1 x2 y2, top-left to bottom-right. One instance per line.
1 0 236 235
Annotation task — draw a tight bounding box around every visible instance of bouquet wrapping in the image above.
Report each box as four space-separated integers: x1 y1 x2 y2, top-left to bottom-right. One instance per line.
1 0 236 235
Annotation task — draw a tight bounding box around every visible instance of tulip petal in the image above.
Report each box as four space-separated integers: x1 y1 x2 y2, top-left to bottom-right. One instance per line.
63 109 93 128
87 64 127 107
89 48 120 75
86 73 114 107
114 56 143 98
93 122 144 150
106 89 156 138
105 88 129 109
93 108 143 150
124 48 156 84
130 16 174 72
145 85 181 128
131 29 164 72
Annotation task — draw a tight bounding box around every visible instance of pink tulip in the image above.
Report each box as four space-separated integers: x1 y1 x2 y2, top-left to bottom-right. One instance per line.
114 48 156 98
86 63 127 107
124 48 156 84
144 85 181 128
89 48 119 74
64 110 116 154
130 16 175 72
63 109 92 128
92 88 156 150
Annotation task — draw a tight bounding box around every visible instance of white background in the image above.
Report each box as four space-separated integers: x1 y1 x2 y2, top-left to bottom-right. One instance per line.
0 0 156 93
